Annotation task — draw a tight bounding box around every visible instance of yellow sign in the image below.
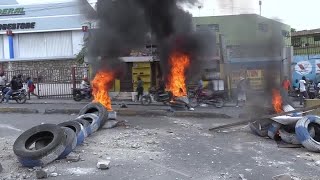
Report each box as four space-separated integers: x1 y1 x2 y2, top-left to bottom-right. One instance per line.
246 70 264 90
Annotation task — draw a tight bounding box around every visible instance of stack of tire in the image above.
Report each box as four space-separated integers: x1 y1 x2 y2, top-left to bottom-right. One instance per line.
13 103 110 167
249 108 320 152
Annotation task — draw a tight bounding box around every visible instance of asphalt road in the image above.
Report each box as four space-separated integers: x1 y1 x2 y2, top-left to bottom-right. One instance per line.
0 114 319 180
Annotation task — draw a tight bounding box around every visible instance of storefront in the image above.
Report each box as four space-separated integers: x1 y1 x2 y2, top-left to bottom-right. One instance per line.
0 1 89 70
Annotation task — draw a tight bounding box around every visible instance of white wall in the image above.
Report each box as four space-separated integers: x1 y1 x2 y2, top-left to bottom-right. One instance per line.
0 30 84 61
72 31 84 55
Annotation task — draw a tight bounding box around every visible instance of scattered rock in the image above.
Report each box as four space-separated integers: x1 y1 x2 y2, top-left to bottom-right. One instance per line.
135 126 143 130
272 174 293 180
315 161 320 166
22 174 28 179
0 163 2 173
49 173 58 177
239 174 247 180
35 169 48 179
66 153 80 162
305 153 311 156
146 140 158 145
97 160 111 170
131 143 141 149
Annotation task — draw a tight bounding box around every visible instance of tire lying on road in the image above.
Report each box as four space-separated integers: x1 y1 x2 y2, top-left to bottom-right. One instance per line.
76 113 100 133
268 122 282 140
73 119 92 137
296 115 320 152
13 124 67 167
78 103 109 128
35 127 77 159
58 121 85 146
249 119 272 137
279 125 315 145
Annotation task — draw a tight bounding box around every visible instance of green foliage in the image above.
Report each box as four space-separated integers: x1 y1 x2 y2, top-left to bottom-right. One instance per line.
76 46 86 64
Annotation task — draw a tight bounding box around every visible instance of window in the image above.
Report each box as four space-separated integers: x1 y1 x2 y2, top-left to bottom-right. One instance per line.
292 38 301 47
208 24 220 32
196 24 219 32
314 35 320 41
258 23 268 32
282 30 290 37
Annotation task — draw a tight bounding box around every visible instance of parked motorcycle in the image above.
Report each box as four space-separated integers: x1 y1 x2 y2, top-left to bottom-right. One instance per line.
188 88 225 108
72 88 92 102
0 86 27 104
141 87 173 105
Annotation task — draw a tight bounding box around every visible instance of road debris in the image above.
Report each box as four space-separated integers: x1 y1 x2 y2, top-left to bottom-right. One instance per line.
97 160 111 170
239 174 247 180
272 174 293 180
49 172 58 177
35 169 48 179
66 153 80 162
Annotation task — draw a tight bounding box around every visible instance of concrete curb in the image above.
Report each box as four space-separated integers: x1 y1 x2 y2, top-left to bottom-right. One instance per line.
43 108 232 119
0 107 39 114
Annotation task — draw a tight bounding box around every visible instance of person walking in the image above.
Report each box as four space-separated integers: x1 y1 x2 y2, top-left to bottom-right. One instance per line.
26 77 39 100
4 76 19 103
308 80 316 99
236 77 247 107
136 77 144 102
299 76 308 105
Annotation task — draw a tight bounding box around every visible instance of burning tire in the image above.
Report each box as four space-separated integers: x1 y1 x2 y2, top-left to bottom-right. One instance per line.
79 103 108 128
13 124 67 167
249 119 272 137
76 113 101 133
279 125 315 145
268 122 282 140
73 119 92 137
58 121 85 146
35 127 77 159
296 116 320 152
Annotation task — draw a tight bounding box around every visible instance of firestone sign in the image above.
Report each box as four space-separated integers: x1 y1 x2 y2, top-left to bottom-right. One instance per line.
0 22 36 30
0 8 25 16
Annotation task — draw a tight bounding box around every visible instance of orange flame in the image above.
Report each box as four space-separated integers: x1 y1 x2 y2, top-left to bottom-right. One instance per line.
272 89 283 113
91 71 114 110
166 52 190 97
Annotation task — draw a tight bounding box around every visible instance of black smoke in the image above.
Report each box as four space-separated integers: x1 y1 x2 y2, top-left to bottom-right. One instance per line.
80 0 216 82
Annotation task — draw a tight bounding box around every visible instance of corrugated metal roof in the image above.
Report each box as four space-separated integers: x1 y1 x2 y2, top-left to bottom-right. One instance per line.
292 29 320 37
0 1 91 33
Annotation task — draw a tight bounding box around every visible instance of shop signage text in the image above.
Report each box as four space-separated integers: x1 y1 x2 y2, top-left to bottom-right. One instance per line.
0 8 25 16
0 22 36 30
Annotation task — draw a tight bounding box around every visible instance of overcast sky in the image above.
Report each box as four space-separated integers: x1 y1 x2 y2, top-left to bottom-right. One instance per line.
15 0 320 31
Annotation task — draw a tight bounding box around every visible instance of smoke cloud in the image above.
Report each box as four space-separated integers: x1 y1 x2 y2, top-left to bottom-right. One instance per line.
81 0 215 83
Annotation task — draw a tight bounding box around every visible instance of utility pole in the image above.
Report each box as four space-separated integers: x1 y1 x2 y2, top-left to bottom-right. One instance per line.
259 0 262 16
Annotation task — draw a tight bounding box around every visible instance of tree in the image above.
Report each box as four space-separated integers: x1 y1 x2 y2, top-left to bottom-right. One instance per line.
291 28 296 33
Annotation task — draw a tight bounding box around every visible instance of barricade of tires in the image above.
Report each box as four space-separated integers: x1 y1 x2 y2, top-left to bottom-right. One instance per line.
13 103 112 167
249 114 320 153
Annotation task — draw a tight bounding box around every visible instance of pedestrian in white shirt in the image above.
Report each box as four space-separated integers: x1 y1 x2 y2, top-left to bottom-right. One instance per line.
0 72 6 88
299 76 308 105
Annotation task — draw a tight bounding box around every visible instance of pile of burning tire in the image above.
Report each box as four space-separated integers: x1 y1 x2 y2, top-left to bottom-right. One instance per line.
13 102 114 167
249 104 320 152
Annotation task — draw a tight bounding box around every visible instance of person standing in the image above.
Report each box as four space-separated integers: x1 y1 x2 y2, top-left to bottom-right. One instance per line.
17 74 23 89
4 76 19 103
0 72 6 89
136 77 144 102
26 77 39 100
236 77 247 107
282 76 291 93
299 76 308 105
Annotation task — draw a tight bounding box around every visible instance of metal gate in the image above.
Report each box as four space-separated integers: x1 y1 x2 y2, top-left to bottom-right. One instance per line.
4 66 90 99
